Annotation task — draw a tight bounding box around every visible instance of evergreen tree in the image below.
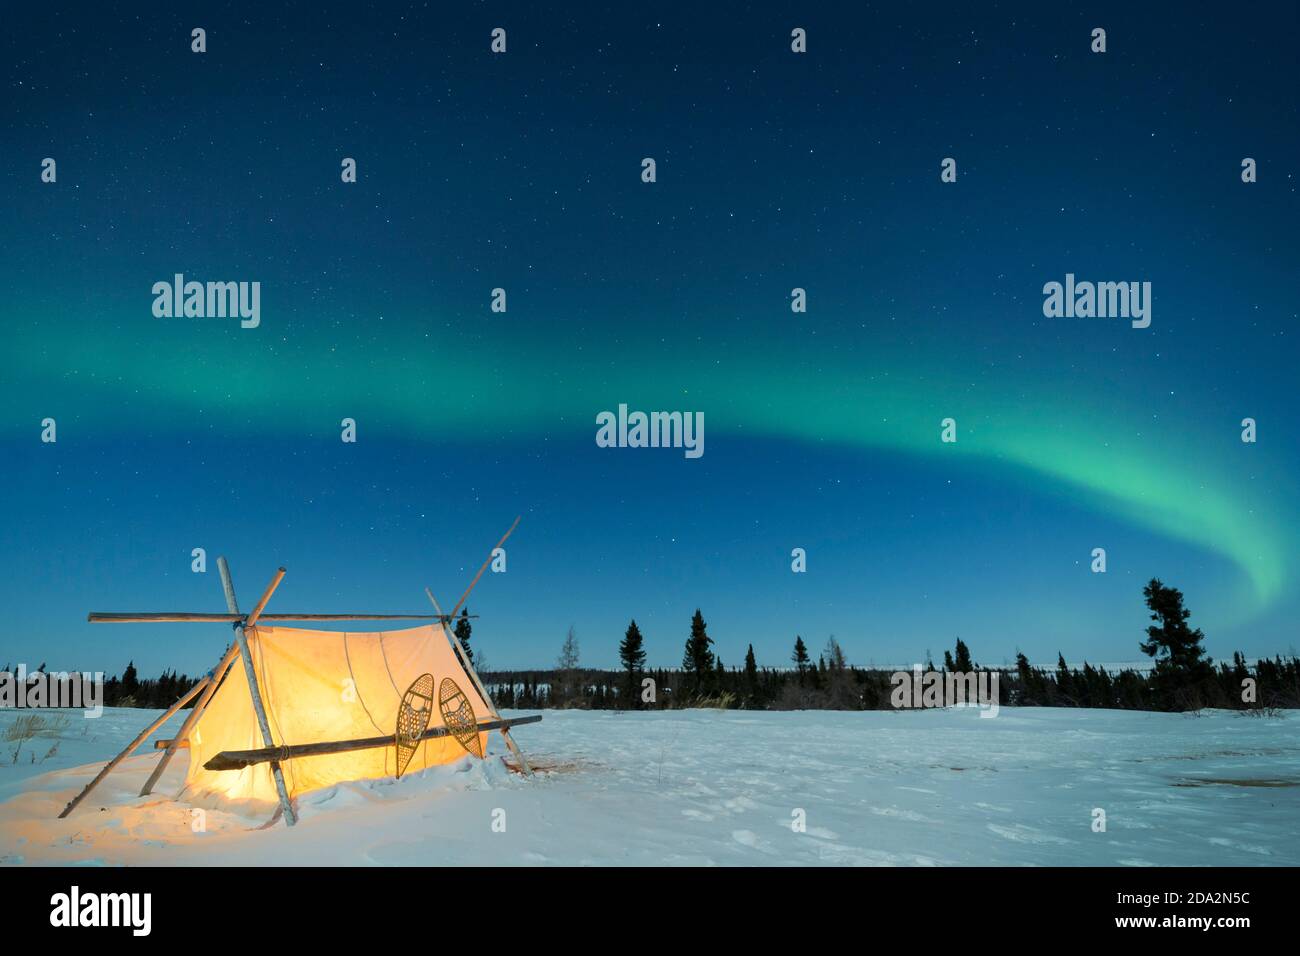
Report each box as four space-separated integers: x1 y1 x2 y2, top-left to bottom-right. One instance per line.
618 619 647 707
454 608 473 664
1139 579 1212 676
1079 662 1099 707
1230 651 1251 708
1096 665 1114 707
743 644 760 705
791 636 810 683
1015 651 1038 704
1015 651 1031 684
681 609 715 693
1055 653 1074 703
121 660 139 699
952 638 973 672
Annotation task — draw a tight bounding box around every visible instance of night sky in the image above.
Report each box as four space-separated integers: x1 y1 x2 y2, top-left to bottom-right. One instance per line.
2 3 1296 676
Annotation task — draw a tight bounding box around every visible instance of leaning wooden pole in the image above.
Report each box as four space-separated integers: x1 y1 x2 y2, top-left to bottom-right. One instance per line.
218 557 297 827
439 517 532 774
427 587 533 777
139 641 239 796
60 677 209 818
449 515 520 619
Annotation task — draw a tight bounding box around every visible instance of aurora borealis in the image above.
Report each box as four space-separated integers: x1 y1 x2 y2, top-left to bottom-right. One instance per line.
2 4 1296 674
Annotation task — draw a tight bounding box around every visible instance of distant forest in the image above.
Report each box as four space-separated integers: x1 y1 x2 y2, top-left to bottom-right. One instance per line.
481 578 1299 713
17 578 1298 713
483 647 1300 714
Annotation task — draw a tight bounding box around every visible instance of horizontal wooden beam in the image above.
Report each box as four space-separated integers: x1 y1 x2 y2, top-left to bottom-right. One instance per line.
204 714 544 771
153 739 190 750
264 613 473 621
89 612 242 623
88 612 470 624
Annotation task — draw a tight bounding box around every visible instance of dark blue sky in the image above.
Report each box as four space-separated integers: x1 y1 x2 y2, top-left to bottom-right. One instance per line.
2 2 1296 676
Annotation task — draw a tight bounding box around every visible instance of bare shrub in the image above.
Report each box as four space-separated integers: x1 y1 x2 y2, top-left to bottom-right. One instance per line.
4 713 72 764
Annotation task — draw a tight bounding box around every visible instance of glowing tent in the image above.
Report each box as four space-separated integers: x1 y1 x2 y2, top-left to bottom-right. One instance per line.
182 624 493 805
60 520 538 826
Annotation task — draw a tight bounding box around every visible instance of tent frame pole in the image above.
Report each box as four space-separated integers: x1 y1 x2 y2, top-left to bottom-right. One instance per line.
435 516 533 775
59 677 209 819
448 516 520 620
428 584 533 777
219 557 298 826
139 642 239 795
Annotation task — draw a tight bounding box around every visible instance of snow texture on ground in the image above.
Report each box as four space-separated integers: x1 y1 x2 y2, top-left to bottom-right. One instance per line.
1 706 1297 866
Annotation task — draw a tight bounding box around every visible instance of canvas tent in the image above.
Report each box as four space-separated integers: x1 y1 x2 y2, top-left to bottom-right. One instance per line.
183 624 493 805
60 519 537 826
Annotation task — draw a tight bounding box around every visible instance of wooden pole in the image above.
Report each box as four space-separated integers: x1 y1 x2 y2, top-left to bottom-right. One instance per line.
218 557 297 826
59 677 209 819
256 612 467 621
203 714 544 771
426 587 534 776
89 612 244 623
449 515 520 619
89 612 460 624
139 642 239 795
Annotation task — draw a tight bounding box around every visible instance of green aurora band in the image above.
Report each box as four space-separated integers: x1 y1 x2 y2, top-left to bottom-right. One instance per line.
5 313 1290 616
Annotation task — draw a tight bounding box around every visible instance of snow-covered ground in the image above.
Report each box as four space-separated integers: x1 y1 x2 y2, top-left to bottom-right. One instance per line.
1 705 1297 866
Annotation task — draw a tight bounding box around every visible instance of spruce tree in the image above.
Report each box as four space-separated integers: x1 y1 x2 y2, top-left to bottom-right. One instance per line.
681 609 715 694
454 608 473 664
791 636 810 684
619 619 647 707
1055 653 1074 703
952 638 973 672
1140 579 1212 676
1015 651 1031 683
1230 651 1250 709
1140 578 1213 707
1015 651 1036 704
122 660 139 699
743 644 760 704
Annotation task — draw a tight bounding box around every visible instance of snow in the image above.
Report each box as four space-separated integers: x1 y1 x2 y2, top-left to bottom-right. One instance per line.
1 705 1297 866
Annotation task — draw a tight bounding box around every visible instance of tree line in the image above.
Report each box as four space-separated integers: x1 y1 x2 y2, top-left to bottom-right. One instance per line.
0 660 205 709
480 579 1299 713
23 578 1298 713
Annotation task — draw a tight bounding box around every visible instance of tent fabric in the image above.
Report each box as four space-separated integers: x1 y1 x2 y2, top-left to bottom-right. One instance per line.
183 625 491 806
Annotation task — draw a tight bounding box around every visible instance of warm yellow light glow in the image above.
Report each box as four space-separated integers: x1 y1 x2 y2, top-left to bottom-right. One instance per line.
183 626 490 805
